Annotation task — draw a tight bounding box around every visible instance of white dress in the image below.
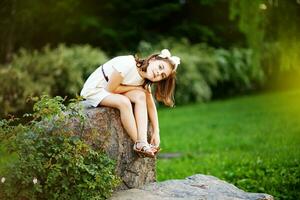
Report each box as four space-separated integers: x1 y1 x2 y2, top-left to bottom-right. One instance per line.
80 55 145 107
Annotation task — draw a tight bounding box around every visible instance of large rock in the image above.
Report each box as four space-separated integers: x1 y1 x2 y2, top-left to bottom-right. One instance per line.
71 106 156 189
110 174 274 200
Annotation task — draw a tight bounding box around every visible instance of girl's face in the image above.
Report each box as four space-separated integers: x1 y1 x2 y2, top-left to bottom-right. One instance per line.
145 59 173 82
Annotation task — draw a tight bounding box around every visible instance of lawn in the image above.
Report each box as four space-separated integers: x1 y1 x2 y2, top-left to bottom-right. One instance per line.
157 89 300 200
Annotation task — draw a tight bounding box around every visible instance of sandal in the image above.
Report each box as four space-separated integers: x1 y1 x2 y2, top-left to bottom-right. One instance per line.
133 141 156 158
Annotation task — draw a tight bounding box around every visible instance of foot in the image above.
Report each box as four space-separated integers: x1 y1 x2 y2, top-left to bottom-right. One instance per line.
133 141 156 158
149 144 161 155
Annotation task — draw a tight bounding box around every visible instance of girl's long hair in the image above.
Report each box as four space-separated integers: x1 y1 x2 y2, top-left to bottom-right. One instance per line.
134 53 176 107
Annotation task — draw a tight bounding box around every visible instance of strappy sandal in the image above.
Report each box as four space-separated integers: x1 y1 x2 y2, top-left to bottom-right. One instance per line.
133 141 156 158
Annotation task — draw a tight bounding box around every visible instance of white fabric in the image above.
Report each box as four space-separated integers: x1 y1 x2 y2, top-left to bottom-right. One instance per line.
80 55 144 107
158 49 181 71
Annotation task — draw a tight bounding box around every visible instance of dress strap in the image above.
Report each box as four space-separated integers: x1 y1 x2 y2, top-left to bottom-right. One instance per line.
101 65 109 82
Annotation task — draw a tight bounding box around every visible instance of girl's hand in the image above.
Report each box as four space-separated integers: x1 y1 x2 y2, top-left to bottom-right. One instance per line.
134 85 151 94
150 132 160 147
135 85 147 92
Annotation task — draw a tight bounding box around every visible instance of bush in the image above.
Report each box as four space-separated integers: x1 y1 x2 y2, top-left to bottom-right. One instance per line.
0 44 107 118
138 38 222 104
0 67 41 117
0 95 120 200
0 40 266 117
137 38 265 105
213 47 265 97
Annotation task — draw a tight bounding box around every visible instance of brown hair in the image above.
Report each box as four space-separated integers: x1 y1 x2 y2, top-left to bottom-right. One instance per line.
134 53 177 107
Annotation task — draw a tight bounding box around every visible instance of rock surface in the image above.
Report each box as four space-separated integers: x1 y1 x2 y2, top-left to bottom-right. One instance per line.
71 106 156 189
110 174 274 200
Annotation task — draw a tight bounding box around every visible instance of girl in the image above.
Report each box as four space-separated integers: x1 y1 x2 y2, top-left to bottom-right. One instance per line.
80 49 180 158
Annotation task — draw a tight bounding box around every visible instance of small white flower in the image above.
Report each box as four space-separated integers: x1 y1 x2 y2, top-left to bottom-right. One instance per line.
33 177 38 184
1 177 5 183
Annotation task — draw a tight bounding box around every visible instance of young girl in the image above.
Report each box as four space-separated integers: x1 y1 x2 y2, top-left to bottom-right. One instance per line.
80 49 180 158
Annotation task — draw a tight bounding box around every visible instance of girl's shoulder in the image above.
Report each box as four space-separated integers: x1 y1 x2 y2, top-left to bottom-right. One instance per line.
106 55 136 71
110 55 135 64
104 55 137 77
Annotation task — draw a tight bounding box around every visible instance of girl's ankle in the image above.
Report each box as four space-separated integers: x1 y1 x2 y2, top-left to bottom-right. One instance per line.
135 140 149 149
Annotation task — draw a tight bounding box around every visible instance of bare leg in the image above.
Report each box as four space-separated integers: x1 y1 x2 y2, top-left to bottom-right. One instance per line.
99 94 138 142
123 90 148 143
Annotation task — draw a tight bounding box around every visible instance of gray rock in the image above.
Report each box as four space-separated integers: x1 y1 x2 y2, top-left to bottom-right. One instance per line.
110 174 274 200
70 106 156 190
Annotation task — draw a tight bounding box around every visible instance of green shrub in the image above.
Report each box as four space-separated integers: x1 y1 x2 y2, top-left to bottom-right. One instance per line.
0 67 41 117
214 47 265 97
0 95 120 200
137 38 264 104
11 44 108 96
0 44 107 118
138 38 222 104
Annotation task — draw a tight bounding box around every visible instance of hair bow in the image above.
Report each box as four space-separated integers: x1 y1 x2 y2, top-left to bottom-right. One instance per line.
158 49 181 71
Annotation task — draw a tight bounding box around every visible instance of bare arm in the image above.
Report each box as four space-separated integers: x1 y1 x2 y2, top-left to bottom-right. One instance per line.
146 91 160 135
105 69 123 92
105 69 140 94
114 85 142 94
146 91 160 147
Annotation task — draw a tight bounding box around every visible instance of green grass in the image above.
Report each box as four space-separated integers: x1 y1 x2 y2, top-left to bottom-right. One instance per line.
157 89 300 200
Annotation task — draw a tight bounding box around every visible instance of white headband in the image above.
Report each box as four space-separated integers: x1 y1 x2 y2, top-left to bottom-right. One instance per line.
158 49 181 71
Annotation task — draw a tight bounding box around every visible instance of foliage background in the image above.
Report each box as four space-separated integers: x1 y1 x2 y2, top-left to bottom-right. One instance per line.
0 0 299 199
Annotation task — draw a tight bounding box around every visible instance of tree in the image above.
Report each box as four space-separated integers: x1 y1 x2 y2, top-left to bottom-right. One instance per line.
230 0 300 75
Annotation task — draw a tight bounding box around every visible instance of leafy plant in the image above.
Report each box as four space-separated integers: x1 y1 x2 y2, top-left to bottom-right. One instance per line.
0 44 107 118
0 95 120 200
137 38 264 104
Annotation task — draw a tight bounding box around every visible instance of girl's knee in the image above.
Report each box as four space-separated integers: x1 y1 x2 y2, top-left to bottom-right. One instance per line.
131 89 146 103
117 96 132 109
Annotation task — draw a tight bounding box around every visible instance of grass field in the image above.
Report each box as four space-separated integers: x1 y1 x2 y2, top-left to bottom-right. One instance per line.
157 89 300 200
